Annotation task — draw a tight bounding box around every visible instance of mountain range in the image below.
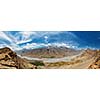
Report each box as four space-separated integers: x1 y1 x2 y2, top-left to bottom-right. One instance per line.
20 46 81 58
0 46 100 69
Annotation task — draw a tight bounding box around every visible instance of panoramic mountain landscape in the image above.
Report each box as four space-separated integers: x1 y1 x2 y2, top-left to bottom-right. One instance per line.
0 31 100 69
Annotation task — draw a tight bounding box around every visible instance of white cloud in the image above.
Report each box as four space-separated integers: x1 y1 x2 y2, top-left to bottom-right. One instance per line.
21 42 78 50
16 39 32 44
22 43 38 49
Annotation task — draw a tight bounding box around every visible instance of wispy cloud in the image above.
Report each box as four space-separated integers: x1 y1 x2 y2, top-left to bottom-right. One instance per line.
16 39 32 44
0 31 80 50
0 32 13 43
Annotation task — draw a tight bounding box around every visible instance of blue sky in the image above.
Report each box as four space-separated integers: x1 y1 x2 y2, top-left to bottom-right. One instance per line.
0 31 100 50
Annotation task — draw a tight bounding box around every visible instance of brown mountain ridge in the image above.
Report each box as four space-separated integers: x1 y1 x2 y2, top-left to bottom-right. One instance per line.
20 46 81 58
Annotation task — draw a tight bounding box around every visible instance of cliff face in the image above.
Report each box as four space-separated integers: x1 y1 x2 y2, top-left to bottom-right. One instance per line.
0 47 35 69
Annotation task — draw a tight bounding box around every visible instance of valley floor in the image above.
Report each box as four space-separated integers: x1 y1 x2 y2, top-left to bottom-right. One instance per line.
20 51 96 69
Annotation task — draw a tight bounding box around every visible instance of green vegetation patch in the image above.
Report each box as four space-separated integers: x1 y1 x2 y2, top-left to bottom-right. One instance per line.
30 60 45 66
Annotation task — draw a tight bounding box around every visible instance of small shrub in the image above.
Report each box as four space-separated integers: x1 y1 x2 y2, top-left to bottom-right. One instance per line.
31 60 45 66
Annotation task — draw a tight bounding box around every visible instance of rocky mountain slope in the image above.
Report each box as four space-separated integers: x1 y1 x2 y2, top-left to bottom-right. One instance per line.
20 46 81 58
43 49 99 69
18 47 100 69
88 50 100 69
0 47 35 69
0 47 100 69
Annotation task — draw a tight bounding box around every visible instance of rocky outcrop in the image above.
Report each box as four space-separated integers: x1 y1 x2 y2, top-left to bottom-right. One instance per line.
88 50 100 69
0 47 35 69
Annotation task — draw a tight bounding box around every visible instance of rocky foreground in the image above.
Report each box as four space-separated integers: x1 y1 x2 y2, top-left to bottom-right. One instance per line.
0 47 36 69
0 47 100 69
88 50 100 69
